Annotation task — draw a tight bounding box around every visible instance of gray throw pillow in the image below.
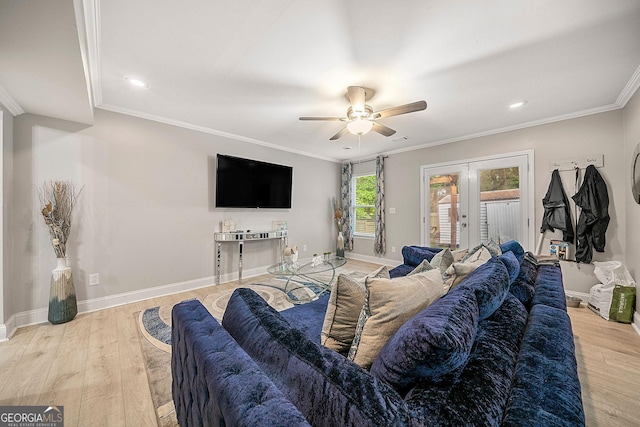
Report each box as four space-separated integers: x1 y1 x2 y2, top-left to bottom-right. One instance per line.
321 266 390 353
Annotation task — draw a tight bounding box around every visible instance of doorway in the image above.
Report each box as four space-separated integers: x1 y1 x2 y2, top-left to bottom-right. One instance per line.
420 151 534 250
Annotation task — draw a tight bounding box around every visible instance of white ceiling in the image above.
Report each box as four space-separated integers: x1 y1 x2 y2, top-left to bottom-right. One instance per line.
2 0 640 162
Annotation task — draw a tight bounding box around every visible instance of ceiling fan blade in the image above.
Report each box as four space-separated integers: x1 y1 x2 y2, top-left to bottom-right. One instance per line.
329 127 349 140
372 122 396 137
372 100 427 119
347 86 366 111
299 116 346 121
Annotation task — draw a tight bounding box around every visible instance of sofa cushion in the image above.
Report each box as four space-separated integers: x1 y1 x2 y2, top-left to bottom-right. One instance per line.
502 304 585 426
280 293 330 343
222 288 410 427
401 245 442 267
171 299 311 427
348 270 445 369
531 264 567 310
456 257 512 321
321 266 390 353
388 264 414 278
404 293 528 426
369 286 480 393
509 255 537 308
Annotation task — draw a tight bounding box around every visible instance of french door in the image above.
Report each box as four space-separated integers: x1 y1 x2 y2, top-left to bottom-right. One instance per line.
420 151 533 251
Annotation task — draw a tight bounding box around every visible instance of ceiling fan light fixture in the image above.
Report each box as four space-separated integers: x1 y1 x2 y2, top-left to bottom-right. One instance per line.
347 118 373 135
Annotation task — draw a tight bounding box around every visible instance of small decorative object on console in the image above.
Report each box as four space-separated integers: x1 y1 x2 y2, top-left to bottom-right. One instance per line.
284 245 299 269
221 219 236 232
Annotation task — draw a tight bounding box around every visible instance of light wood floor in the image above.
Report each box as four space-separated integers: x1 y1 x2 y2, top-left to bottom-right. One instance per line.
0 259 639 426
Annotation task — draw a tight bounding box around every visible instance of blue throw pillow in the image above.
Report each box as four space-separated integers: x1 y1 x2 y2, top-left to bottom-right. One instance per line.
509 256 537 308
498 251 520 284
222 288 410 427
456 257 511 320
500 240 525 264
370 287 480 394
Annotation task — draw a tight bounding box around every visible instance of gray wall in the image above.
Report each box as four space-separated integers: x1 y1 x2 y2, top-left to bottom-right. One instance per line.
623 88 640 323
1 106 13 328
1 106 14 329
351 110 626 294
10 109 340 316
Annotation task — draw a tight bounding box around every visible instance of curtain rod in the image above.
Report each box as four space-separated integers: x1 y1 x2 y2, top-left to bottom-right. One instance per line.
344 155 389 164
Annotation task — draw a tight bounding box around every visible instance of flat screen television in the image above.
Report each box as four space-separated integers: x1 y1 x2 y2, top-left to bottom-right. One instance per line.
215 154 293 208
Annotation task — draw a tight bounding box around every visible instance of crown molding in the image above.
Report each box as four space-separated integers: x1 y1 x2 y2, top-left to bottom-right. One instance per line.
0 83 25 116
615 64 640 108
97 104 343 163
380 103 623 158
73 0 101 109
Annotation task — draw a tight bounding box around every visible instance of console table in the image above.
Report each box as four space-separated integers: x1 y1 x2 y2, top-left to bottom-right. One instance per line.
214 230 288 284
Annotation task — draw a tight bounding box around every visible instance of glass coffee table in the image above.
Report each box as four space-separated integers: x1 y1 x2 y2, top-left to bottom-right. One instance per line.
267 256 347 304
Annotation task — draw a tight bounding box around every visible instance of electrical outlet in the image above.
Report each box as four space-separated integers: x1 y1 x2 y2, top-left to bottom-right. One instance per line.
391 246 396 253
89 273 100 286
303 245 308 252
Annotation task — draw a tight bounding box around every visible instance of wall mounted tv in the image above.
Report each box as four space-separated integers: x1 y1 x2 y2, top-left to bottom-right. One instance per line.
215 154 293 209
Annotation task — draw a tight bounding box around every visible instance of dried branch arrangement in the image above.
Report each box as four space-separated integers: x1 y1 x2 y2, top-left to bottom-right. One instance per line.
332 196 343 231
39 181 83 258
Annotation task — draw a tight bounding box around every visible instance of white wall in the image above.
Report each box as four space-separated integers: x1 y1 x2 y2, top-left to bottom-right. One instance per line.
351 110 626 294
623 88 640 330
10 109 339 322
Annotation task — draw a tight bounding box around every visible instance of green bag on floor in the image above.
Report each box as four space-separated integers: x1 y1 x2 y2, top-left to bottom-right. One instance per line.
608 285 636 323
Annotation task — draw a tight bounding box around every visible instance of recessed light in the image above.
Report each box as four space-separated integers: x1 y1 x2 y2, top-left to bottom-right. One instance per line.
509 100 527 109
124 76 149 88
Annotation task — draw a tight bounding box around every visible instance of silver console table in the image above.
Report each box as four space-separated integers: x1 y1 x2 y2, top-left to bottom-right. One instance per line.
214 230 288 284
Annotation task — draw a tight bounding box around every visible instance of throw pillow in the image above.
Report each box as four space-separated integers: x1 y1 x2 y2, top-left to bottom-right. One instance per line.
348 269 445 369
407 259 434 276
369 286 480 393
321 266 390 353
443 246 492 291
452 248 469 262
429 248 455 276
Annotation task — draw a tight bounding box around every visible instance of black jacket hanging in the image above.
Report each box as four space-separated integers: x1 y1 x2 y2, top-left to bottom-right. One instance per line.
541 169 574 243
572 165 609 263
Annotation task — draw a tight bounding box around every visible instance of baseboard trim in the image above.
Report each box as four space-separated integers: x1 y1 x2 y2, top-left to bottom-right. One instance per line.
4 267 269 338
346 253 399 267
0 314 17 342
565 291 590 301
633 312 640 337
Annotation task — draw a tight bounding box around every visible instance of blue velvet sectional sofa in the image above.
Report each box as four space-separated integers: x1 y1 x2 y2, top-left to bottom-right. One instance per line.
171 241 584 426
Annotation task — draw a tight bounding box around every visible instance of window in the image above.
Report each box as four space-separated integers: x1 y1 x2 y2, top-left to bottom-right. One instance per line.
353 174 376 236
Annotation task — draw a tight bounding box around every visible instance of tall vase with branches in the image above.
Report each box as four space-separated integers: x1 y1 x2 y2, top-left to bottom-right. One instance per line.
39 181 83 324
332 197 345 257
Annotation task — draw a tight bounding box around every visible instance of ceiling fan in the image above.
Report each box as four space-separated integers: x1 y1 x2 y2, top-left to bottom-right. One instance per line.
299 86 427 140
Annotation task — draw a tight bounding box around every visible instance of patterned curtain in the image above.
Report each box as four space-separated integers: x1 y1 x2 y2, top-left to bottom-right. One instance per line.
374 156 386 254
340 162 354 251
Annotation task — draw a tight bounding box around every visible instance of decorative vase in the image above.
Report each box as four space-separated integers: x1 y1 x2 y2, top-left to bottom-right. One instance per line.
48 257 78 324
336 231 345 258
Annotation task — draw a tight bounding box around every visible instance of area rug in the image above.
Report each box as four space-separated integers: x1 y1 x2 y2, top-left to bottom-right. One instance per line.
135 267 366 426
